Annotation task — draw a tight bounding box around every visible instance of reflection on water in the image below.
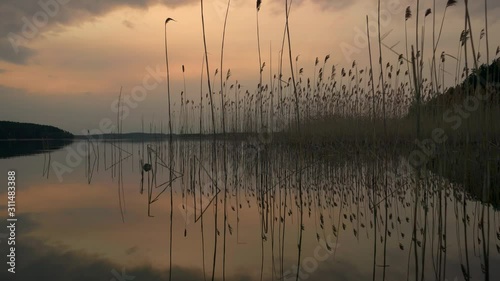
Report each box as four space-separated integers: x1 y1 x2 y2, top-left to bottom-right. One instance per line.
0 139 73 159
0 139 499 281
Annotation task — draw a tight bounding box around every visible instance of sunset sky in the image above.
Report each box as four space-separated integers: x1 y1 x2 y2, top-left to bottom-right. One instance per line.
0 0 499 134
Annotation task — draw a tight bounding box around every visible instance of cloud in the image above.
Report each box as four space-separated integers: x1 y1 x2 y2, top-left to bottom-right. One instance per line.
468 0 500 15
290 0 500 15
0 38 36 64
0 0 199 64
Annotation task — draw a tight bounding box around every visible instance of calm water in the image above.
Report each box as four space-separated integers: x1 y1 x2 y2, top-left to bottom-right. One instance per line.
0 139 499 281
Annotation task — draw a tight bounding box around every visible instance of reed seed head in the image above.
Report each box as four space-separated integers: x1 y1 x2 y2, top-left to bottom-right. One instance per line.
446 0 457 8
405 6 412 21
425 8 432 17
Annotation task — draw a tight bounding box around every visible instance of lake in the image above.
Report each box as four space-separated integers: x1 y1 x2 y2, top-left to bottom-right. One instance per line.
0 139 499 281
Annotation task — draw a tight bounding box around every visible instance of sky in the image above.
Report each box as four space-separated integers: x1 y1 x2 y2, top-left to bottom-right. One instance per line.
0 0 499 134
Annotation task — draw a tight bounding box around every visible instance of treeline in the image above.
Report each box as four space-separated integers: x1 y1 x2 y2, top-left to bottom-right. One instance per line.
0 121 73 140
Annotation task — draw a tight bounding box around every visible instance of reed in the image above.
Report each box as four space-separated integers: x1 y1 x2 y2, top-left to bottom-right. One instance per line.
125 3 500 280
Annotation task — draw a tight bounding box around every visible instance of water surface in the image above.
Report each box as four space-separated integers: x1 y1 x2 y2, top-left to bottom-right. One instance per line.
0 139 499 281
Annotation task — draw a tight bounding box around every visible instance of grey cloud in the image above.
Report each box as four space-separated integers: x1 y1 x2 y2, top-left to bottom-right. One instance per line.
0 38 36 64
0 0 198 64
265 0 500 16
408 0 500 18
468 0 500 20
299 0 500 15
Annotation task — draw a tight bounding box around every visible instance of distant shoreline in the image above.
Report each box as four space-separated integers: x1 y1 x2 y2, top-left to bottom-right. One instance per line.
72 132 266 141
0 121 74 140
0 138 75 141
